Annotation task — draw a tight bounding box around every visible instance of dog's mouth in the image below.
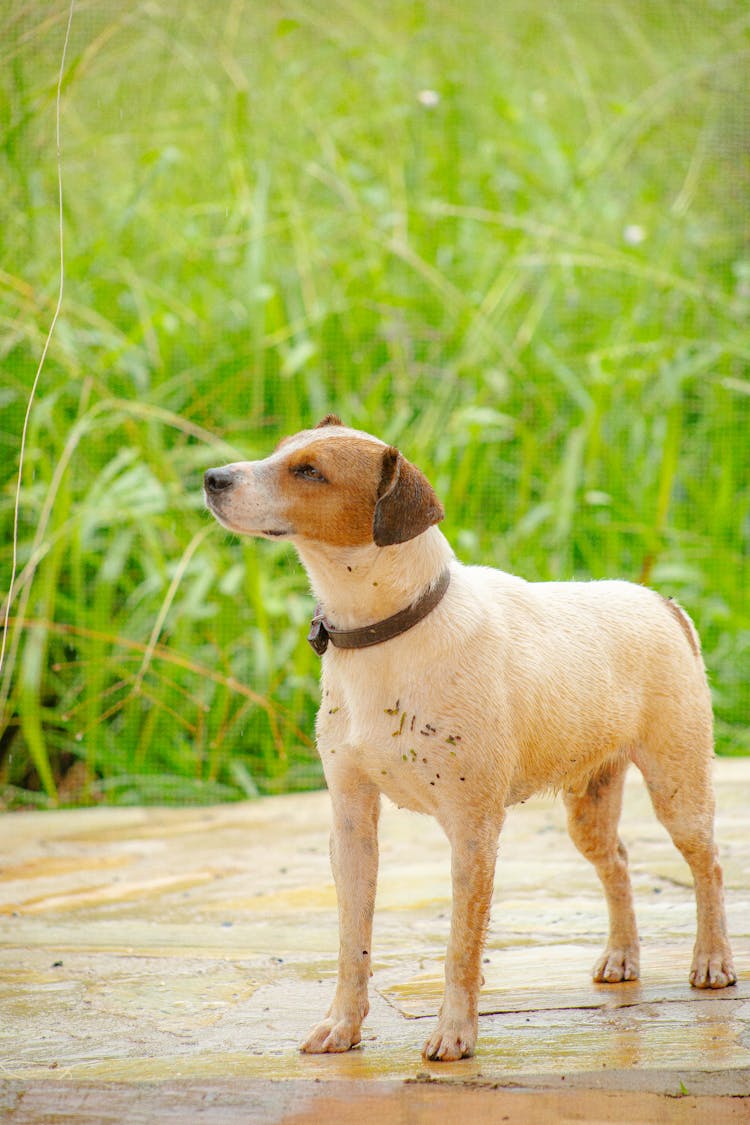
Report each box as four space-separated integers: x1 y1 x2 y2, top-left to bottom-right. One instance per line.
243 527 294 540
205 494 292 539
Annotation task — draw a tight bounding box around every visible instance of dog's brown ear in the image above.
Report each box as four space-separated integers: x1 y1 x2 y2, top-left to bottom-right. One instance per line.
315 414 343 428
373 446 444 547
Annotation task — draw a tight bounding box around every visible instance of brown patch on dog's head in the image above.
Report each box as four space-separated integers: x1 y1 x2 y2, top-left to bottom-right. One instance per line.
275 435 382 547
315 414 343 428
373 446 445 547
274 433 443 549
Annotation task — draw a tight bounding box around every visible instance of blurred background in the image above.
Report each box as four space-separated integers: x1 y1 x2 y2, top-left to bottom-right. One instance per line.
1 0 748 808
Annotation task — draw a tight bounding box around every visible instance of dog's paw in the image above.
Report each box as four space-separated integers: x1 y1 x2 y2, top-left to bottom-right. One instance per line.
690 949 737 990
593 946 640 984
422 1016 477 1062
301 1017 362 1054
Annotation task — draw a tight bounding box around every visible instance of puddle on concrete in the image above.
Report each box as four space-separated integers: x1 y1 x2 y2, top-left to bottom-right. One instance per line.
380 945 750 1018
477 1000 750 1074
214 885 339 913
7 871 223 915
0 854 130 884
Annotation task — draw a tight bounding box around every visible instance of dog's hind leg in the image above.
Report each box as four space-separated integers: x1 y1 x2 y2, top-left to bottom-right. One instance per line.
563 760 640 984
301 773 381 1053
635 748 736 989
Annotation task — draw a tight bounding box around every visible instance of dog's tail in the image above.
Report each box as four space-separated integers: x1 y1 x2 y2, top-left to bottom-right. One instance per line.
660 594 702 659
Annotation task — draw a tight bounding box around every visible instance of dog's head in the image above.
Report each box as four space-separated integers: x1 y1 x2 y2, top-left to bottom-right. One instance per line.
204 416 444 548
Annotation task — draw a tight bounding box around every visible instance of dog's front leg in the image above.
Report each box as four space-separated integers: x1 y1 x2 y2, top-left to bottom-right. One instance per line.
301 774 380 1054
423 817 501 1061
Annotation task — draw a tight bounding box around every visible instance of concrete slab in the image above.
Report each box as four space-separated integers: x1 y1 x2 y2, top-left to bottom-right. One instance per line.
0 760 748 1122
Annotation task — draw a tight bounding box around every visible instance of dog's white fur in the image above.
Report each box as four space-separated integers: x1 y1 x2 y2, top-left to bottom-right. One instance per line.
204 418 735 1061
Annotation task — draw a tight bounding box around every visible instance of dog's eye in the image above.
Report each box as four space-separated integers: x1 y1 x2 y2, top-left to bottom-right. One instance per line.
293 463 327 483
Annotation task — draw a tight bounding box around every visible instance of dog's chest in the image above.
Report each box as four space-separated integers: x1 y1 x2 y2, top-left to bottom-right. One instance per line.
318 678 474 814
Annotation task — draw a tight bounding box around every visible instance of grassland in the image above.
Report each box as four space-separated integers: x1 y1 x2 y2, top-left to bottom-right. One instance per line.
1 0 748 807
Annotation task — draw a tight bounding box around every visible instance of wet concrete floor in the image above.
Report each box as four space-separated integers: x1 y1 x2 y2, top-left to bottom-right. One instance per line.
1 760 748 1122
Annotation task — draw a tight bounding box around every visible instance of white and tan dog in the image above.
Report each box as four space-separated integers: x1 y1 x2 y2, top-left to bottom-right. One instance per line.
204 415 735 1061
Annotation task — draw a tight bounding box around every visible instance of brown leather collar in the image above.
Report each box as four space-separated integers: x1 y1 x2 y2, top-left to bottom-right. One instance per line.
308 568 451 655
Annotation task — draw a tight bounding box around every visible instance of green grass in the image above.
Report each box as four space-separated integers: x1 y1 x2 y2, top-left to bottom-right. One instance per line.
1 0 749 807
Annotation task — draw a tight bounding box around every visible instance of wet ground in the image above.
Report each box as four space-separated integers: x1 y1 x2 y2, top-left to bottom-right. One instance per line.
1 760 748 1123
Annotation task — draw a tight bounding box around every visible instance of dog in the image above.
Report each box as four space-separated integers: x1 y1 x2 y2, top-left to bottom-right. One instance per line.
204 415 736 1061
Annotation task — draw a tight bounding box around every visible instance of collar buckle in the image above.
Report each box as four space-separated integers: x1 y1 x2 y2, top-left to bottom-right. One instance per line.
307 611 330 655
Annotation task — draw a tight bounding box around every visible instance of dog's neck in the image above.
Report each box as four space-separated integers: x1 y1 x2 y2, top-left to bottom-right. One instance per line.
294 526 455 631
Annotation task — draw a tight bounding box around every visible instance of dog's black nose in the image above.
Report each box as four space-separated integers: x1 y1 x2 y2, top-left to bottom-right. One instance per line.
204 467 235 493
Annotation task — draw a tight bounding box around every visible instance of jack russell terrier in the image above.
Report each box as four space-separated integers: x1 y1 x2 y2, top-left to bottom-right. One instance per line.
204 415 735 1061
